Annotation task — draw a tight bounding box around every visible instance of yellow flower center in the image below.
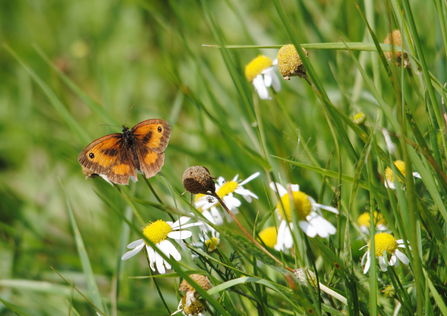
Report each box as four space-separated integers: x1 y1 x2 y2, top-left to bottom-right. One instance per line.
217 180 238 198
205 237 219 252
142 220 172 245
245 55 272 82
277 191 312 221
385 160 406 183
258 226 278 248
370 233 398 257
358 211 386 227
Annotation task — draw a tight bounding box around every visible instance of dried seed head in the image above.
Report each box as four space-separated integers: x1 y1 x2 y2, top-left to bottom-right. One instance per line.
352 112 366 125
179 274 213 293
182 166 216 195
181 295 206 315
277 44 308 80
384 30 410 68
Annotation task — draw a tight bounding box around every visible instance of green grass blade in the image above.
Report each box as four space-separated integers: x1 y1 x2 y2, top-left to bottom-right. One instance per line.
4 44 90 145
62 183 106 314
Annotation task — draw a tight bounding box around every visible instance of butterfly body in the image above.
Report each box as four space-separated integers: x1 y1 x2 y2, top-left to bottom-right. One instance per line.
78 119 171 185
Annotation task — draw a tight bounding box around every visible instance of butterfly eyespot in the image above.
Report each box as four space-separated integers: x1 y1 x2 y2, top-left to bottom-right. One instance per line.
89 153 95 159
158 126 162 132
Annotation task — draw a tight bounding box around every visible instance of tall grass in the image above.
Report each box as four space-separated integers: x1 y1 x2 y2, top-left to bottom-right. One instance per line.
1 0 446 315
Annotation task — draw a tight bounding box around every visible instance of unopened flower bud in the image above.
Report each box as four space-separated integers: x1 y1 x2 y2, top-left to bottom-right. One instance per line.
277 44 308 80
183 166 216 195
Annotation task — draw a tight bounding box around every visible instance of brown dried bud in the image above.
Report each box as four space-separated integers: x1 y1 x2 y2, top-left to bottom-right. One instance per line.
179 274 213 293
182 166 215 195
384 30 410 68
181 295 206 314
277 44 308 80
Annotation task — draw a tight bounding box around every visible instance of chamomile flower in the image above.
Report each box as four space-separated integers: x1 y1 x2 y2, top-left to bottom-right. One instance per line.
361 232 410 273
384 160 421 189
195 172 260 223
258 226 278 248
174 274 213 316
173 296 210 316
193 230 220 253
357 211 387 234
245 55 281 100
121 217 202 274
270 182 338 250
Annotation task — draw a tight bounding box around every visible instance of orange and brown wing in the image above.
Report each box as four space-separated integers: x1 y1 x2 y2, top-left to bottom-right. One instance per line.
78 134 138 185
131 119 171 179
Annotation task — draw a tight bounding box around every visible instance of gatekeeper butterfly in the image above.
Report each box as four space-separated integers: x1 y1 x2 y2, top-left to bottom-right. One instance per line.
78 119 171 185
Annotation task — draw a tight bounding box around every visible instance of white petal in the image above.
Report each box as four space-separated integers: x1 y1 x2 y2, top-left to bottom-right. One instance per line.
290 184 300 192
127 239 144 249
271 71 282 92
264 72 273 87
363 253 371 274
171 216 191 229
299 220 317 238
210 207 224 225
361 250 369 265
146 246 156 271
225 196 241 209
121 242 145 260
274 221 287 251
395 249 410 265
168 230 193 240
253 75 270 100
239 172 260 186
314 203 339 214
413 172 421 179
308 214 336 237
159 240 181 261
217 177 225 185
270 182 287 196
379 256 388 271
155 252 166 274
389 254 398 266
385 180 397 190
283 223 294 249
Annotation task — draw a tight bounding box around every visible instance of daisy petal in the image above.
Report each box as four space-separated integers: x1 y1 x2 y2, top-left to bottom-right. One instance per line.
379 256 388 271
127 239 144 249
121 242 145 260
395 249 410 265
239 172 260 185
389 254 398 266
290 184 299 192
363 254 371 274
155 252 166 274
264 72 273 87
270 182 287 196
299 220 317 238
168 230 193 240
412 172 421 179
171 216 191 229
147 246 156 271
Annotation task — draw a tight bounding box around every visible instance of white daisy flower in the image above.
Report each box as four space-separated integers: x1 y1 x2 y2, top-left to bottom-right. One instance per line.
384 160 421 189
195 172 260 224
121 217 202 274
270 182 338 251
357 211 387 234
361 232 410 273
245 55 281 100
192 230 220 254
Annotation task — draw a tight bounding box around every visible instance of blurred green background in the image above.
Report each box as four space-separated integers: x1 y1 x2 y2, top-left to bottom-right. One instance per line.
0 0 445 315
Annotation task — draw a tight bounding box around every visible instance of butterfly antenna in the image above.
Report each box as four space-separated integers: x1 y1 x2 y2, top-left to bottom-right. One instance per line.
99 123 120 128
124 104 136 127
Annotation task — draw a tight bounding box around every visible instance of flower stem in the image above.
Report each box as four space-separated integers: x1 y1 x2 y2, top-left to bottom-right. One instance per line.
212 193 348 305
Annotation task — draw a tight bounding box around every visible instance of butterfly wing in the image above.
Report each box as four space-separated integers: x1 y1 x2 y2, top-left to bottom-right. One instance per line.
131 119 171 179
78 133 138 185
